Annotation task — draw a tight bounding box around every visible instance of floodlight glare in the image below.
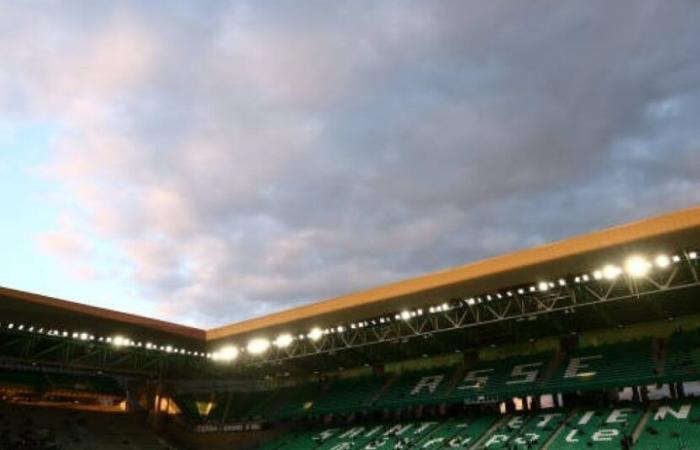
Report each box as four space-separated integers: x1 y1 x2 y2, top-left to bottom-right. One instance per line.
213 345 239 362
537 281 549 292
247 338 270 355
625 256 651 278
654 254 671 269
274 334 294 348
112 336 128 347
400 310 411 321
602 265 622 280
308 327 323 341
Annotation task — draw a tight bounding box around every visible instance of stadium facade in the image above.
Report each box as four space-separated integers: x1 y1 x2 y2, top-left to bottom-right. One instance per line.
2 206 700 449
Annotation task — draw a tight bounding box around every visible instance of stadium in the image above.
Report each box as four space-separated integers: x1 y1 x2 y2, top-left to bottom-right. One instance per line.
2 206 700 449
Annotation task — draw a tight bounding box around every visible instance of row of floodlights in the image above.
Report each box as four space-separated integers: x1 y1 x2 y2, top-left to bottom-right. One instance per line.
1 322 207 358
207 250 699 363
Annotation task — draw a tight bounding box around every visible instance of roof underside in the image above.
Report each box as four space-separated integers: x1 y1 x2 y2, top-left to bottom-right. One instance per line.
0 286 204 346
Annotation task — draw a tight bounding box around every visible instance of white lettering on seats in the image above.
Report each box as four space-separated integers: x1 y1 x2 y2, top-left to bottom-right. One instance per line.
484 434 508 447
365 426 383 437
513 433 539 445
537 413 562 428
458 369 494 390
411 376 444 395
592 429 619 441
578 411 595 425
507 416 525 429
383 424 412 436
421 438 443 448
507 363 543 385
413 422 438 434
340 427 365 439
447 437 471 447
565 429 579 443
654 404 691 421
564 355 603 378
316 429 338 441
329 443 351 450
364 437 388 449
606 408 634 424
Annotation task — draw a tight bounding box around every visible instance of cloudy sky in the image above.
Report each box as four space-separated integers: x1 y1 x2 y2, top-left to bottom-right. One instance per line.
1 1 699 328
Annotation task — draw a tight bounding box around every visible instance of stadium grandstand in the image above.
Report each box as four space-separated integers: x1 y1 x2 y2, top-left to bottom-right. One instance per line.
3 206 700 449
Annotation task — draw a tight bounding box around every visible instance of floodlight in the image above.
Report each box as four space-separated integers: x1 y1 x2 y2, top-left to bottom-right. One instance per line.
112 336 128 347
625 256 651 278
400 310 411 320
537 281 549 292
247 338 271 355
689 251 698 260
655 254 671 268
274 334 294 348
308 327 323 341
602 264 622 280
79 332 89 341
593 270 603 280
213 345 239 362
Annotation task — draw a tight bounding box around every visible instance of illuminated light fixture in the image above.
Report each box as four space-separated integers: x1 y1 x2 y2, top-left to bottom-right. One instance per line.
308 327 323 341
529 286 536 293
672 255 682 263
394 314 401 320
18 325 24 331
337 326 345 333
379 318 385 323
273 334 294 348
400 310 411 321
655 254 671 268
506 291 513 297
72 332 78 338
517 288 525 295
466 298 476 306
689 251 698 260
165 345 173 353
582 274 590 282
558 278 567 286
537 282 549 292
350 323 356 329
417 309 423 316
79 332 89 341
112 336 128 347
624 256 651 278
593 270 603 280
602 264 622 280
496 293 503 299
213 345 239 362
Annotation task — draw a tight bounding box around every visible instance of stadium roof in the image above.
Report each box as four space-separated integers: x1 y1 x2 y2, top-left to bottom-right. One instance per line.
2 205 700 348
0 286 204 345
207 205 700 343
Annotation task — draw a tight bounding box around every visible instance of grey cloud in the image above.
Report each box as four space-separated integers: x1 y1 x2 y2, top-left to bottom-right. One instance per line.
1 0 699 326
